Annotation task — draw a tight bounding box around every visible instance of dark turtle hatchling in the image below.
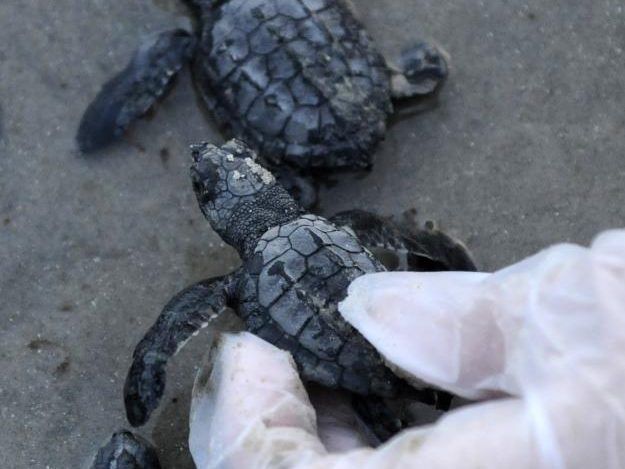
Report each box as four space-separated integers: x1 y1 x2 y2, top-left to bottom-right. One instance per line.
91 431 161 469
92 139 475 467
77 0 449 206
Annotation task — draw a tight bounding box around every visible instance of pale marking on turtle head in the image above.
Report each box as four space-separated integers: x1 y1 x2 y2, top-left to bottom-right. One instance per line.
244 157 275 184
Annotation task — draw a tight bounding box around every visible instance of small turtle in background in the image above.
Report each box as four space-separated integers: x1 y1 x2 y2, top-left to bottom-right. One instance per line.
91 139 475 468
77 0 449 206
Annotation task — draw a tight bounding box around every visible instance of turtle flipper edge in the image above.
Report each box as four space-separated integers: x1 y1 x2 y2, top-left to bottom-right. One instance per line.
330 209 476 272
77 29 196 153
388 42 449 100
91 430 161 469
124 272 238 427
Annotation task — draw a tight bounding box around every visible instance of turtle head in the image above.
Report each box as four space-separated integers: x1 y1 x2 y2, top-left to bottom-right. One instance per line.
190 139 301 257
190 139 278 213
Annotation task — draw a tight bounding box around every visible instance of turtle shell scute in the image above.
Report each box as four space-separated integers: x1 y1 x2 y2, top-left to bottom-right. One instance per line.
237 214 401 397
197 0 392 169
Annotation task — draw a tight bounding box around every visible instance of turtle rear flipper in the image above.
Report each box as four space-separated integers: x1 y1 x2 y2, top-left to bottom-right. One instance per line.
351 394 403 445
124 273 238 427
330 209 476 273
77 29 196 153
352 383 451 443
388 42 449 100
91 430 161 469
404 223 477 272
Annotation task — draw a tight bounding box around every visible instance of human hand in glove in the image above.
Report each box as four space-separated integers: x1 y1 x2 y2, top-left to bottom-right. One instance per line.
189 229 625 469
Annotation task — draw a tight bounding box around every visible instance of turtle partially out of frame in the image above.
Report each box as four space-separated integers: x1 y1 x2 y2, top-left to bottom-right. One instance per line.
77 0 449 207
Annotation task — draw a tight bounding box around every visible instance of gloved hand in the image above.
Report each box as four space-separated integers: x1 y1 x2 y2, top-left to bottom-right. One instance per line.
188 230 625 469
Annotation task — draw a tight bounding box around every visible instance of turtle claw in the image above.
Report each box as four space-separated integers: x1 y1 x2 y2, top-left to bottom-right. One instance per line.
91 430 161 469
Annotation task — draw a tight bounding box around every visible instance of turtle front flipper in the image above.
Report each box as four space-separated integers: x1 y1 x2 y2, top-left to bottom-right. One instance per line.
91 430 161 469
77 29 196 153
124 272 238 427
330 210 476 272
388 42 449 100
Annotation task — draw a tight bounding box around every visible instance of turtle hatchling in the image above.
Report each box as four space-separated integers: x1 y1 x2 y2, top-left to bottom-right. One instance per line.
91 139 475 467
77 0 449 206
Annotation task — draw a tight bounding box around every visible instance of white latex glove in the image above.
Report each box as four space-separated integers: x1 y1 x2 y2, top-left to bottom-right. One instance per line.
189 229 625 469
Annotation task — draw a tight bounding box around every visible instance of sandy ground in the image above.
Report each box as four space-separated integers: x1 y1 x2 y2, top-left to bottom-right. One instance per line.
1 1 624 467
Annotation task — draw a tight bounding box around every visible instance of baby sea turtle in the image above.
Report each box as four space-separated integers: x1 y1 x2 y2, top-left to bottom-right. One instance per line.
91 431 161 469
77 0 449 206
92 139 475 467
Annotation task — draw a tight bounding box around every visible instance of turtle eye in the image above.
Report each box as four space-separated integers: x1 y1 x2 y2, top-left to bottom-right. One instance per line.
190 164 219 205
192 156 221 191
